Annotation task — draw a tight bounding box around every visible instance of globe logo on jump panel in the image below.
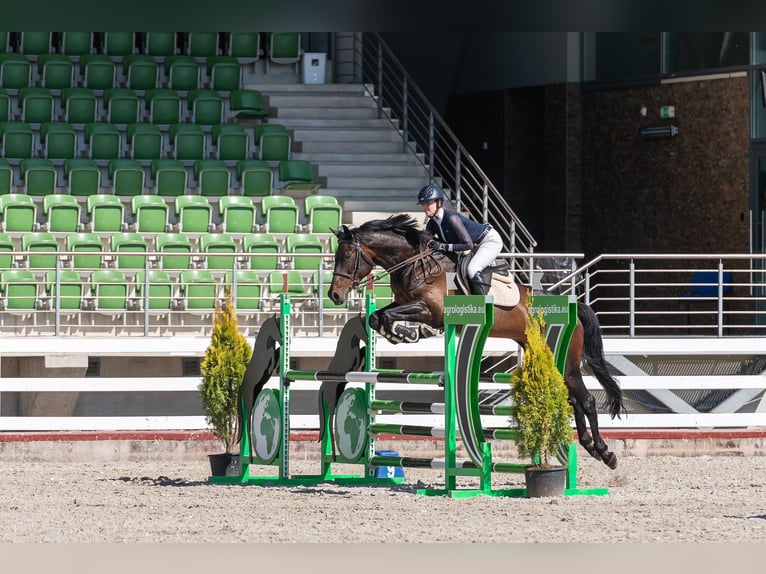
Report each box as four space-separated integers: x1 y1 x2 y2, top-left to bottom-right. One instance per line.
334 388 368 461
252 389 281 462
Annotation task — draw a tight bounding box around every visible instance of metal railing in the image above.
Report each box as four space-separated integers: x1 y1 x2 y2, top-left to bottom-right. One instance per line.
337 33 537 265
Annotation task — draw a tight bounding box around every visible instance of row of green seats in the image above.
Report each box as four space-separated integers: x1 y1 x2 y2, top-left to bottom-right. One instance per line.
0 157 319 198
0 230 338 272
0 266 340 315
0 120 294 164
0 192 339 234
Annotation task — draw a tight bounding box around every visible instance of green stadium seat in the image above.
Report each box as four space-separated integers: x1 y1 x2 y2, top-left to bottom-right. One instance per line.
0 158 12 194
188 88 223 125
0 88 9 123
44 268 84 311
194 159 230 197
237 159 273 197
110 231 148 269
304 194 343 233
41 122 77 160
131 195 169 233
199 232 237 270
0 33 7 54
66 232 104 270
102 33 136 59
22 231 59 270
268 269 310 299
43 193 82 232
206 55 241 92
62 87 98 125
155 232 193 269
261 195 298 233
0 231 14 268
64 158 101 196
178 268 217 311
19 87 54 124
279 159 321 191
285 232 324 271
81 54 116 90
219 195 256 234
1 193 37 232
242 232 280 270
134 269 173 311
255 123 290 161
0 121 34 159
185 33 219 59
85 123 121 161
87 194 124 232
0 268 38 312
229 89 269 120
144 33 178 59
19 32 52 56
170 123 205 161
151 159 187 197
104 88 140 125
0 54 32 90
164 55 199 91
127 123 163 161
175 195 212 232
123 54 159 91
213 123 248 161
38 54 74 90
266 32 302 73
227 32 260 72
145 88 181 125
60 32 94 57
225 269 262 312
108 158 145 196
20 158 57 196
89 269 128 312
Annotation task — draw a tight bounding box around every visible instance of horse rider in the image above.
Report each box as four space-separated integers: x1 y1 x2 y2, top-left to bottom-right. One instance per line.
417 183 503 295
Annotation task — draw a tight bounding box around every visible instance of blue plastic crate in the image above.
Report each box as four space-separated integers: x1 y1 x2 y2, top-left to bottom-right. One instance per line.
374 449 405 478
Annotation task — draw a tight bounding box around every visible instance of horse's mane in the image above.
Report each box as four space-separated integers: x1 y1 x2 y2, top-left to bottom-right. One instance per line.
355 214 429 250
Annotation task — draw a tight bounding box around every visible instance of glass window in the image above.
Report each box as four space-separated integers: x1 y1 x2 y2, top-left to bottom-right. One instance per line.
582 33 660 82
666 33 749 73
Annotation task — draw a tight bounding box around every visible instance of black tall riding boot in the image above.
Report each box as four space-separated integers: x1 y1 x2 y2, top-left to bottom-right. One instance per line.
468 272 488 295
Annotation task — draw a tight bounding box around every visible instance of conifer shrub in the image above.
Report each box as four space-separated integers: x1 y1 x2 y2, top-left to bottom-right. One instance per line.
509 302 574 467
199 289 253 454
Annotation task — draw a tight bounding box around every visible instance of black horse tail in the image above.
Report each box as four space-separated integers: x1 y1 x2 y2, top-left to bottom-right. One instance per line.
577 302 624 419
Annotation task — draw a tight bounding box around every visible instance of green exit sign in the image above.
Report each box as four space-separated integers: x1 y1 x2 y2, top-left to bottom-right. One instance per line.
660 106 675 118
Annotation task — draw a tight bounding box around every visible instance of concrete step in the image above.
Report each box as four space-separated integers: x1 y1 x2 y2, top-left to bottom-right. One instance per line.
324 175 429 189
274 106 379 120
266 94 377 108
292 128 402 143
248 83 370 96
274 117 396 129
297 140 405 154
343 209 423 225
294 152 419 163
318 163 427 177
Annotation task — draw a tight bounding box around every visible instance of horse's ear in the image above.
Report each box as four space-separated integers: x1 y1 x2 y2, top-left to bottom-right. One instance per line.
339 224 351 238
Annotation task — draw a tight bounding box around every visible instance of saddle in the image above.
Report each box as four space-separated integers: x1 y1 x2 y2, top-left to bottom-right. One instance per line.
455 254 521 308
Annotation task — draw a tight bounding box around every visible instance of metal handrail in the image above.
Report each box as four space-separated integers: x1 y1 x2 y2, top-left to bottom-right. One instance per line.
343 33 537 259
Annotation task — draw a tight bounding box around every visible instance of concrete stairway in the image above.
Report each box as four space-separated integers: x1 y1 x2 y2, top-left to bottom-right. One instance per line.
246 82 429 223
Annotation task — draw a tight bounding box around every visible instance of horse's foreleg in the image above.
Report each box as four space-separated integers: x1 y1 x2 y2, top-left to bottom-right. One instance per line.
369 300 440 344
566 370 618 470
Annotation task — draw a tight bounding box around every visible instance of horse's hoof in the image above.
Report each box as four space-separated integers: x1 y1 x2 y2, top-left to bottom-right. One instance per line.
603 451 618 469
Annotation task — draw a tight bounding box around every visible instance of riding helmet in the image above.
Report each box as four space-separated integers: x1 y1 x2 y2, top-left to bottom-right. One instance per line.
417 184 446 205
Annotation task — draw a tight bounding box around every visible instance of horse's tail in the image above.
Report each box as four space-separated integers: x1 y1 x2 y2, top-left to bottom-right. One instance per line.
577 302 624 419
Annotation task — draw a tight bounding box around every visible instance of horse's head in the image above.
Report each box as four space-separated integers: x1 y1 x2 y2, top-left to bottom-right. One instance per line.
328 225 375 305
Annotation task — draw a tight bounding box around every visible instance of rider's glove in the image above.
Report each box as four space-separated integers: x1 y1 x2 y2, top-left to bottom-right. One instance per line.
428 240 448 252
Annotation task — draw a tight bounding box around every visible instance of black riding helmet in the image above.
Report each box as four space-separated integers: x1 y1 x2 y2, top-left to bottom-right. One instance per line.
417 183 446 205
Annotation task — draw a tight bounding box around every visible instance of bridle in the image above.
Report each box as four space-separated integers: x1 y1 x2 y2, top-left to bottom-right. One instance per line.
332 233 445 290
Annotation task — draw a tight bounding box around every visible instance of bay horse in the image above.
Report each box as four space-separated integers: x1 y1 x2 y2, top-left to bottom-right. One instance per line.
327 214 623 469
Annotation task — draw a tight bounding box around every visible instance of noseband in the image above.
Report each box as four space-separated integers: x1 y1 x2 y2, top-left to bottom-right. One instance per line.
332 237 375 288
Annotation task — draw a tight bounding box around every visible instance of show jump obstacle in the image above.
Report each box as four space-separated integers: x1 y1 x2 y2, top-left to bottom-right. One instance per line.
210 293 607 498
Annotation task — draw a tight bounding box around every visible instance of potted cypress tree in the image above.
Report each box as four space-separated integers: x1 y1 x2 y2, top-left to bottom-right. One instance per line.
199 289 253 476
509 301 575 497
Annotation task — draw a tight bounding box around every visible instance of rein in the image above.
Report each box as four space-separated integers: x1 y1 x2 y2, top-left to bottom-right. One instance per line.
333 237 444 289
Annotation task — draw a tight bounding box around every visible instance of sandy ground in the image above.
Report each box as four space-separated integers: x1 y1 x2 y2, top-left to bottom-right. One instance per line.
1 455 765 544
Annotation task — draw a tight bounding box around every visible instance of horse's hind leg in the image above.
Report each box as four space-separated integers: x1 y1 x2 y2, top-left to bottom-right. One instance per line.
566 370 618 470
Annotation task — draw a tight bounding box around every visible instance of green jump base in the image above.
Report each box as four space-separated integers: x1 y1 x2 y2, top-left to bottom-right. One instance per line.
418 486 609 498
208 473 405 486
